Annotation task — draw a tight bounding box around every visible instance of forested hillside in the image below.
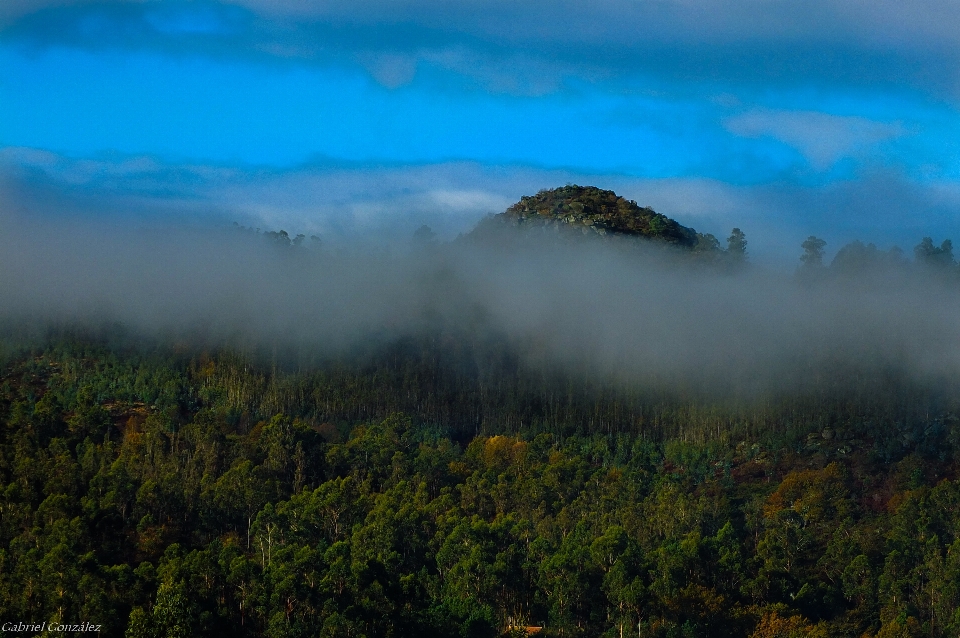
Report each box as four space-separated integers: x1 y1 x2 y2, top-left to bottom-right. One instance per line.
2 187 960 637
472 185 699 246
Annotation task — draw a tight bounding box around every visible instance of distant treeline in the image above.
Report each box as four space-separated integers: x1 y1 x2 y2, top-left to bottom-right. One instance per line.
797 234 958 277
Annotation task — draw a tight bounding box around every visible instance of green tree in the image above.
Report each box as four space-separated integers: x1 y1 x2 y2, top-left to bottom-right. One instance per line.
914 237 954 268
799 236 826 269
726 228 748 265
152 580 192 638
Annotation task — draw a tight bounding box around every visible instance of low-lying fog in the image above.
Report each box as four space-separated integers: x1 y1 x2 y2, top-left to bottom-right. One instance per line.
2 213 958 397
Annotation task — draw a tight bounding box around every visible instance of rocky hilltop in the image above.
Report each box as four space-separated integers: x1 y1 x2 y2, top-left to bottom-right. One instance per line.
484 184 699 247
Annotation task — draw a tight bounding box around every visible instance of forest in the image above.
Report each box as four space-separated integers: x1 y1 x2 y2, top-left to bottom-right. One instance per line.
2 186 960 637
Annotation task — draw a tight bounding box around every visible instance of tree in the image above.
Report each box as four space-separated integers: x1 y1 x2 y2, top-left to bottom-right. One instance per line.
749 610 827 638
694 233 721 252
125 607 154 638
264 230 292 247
841 554 875 613
799 236 826 269
152 581 192 638
726 228 747 264
914 237 954 268
209 461 271 549
413 225 437 244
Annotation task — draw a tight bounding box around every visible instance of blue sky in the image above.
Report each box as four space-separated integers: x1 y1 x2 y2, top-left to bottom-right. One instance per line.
3 0 960 262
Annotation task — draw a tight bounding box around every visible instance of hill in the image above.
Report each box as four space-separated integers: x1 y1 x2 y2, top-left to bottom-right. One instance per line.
470 184 701 247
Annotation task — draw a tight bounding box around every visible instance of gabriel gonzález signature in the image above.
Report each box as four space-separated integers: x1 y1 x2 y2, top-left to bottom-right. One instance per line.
2 621 102 632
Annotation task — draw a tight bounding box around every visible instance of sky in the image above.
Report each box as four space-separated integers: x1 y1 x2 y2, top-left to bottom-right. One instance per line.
2 0 960 262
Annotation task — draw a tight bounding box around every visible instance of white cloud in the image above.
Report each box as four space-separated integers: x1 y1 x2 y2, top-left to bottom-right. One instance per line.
5 147 960 265
724 109 903 170
428 188 512 212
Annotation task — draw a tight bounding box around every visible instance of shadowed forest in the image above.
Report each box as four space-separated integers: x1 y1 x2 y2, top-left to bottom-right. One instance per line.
3 187 960 637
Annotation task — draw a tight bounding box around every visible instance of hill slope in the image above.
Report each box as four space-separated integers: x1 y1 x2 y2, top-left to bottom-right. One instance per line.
473 184 699 247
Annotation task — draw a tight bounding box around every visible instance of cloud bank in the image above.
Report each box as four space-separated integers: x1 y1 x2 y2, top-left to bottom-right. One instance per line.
3 147 958 265
4 0 960 97
2 207 960 402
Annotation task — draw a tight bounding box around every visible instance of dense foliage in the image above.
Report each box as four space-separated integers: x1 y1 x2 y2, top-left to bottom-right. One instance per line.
1 329 960 637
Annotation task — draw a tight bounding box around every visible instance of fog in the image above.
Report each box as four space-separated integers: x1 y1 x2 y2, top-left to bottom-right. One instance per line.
2 211 959 399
